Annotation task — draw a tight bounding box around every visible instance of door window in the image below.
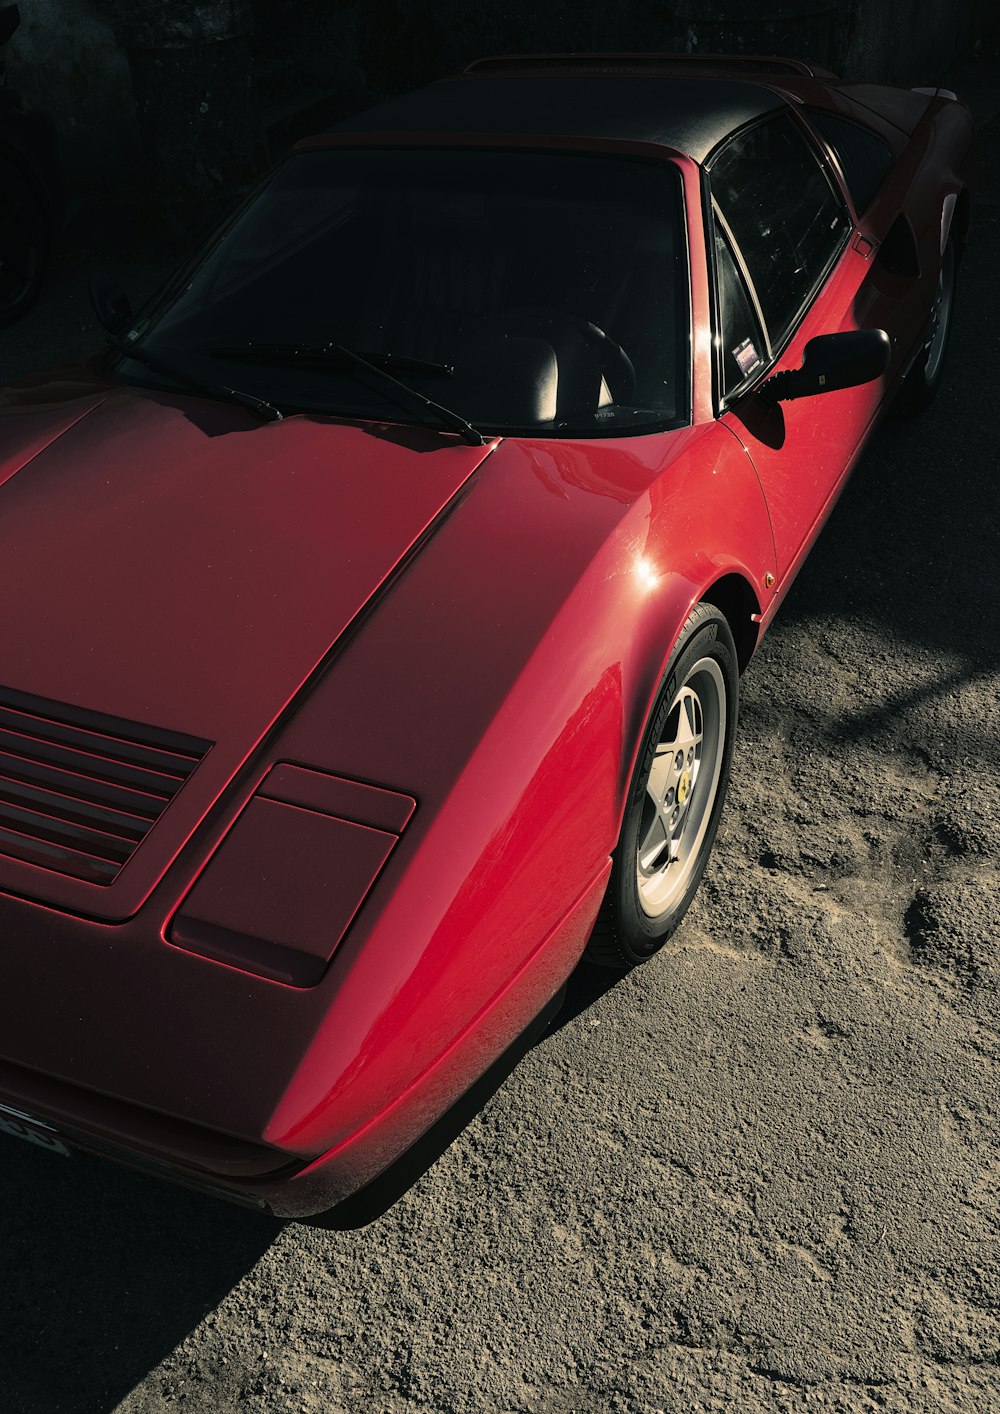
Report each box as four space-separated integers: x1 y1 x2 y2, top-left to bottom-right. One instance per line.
713 217 767 401
708 113 850 353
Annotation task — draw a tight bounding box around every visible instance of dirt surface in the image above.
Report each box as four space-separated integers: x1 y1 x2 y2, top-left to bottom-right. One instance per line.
1 66 998 1414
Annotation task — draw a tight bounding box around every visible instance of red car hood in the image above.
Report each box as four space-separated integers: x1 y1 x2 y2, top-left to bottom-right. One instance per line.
0 385 495 919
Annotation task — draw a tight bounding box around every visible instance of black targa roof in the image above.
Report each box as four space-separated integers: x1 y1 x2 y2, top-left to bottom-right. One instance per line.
333 76 787 164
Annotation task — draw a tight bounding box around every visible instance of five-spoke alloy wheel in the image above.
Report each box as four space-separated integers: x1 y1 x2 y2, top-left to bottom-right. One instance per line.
587 603 739 968
635 656 727 921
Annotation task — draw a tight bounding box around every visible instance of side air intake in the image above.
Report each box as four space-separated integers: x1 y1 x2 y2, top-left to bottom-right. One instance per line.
0 686 211 885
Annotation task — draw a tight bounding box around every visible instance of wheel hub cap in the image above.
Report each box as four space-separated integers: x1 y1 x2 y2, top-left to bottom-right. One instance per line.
635 656 727 920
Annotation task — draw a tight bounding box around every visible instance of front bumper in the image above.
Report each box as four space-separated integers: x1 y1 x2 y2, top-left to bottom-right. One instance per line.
0 863 608 1220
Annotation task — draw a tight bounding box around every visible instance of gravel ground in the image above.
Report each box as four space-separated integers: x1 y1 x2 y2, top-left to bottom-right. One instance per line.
1 66 998 1414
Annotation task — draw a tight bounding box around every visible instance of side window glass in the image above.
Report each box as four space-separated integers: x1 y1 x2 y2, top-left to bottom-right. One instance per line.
806 109 895 215
714 219 766 400
708 113 849 352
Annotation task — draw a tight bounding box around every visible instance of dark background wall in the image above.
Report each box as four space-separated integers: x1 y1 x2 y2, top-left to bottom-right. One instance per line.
4 0 995 209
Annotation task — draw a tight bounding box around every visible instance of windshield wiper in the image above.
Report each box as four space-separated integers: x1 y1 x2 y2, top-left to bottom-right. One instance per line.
107 335 284 423
211 344 454 379
205 340 484 447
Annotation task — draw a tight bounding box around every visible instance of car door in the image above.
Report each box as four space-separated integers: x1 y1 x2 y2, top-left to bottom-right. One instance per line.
708 109 890 586
807 104 940 382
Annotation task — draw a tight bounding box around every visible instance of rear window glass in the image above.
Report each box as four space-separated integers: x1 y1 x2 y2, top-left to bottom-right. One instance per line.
806 109 895 215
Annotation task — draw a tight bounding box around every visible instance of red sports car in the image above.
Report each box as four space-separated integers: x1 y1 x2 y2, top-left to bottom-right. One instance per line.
0 53 975 1220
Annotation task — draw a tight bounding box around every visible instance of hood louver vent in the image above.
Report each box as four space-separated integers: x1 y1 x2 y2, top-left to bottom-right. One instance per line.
0 687 211 886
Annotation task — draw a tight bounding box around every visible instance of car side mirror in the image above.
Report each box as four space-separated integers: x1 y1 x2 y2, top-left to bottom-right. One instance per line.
89 275 134 336
762 329 891 402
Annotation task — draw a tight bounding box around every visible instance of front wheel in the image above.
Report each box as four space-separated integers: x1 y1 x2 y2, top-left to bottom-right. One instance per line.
586 603 739 968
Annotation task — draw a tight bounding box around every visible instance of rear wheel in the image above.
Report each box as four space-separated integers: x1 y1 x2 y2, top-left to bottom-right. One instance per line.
897 235 957 415
0 157 49 328
586 604 739 968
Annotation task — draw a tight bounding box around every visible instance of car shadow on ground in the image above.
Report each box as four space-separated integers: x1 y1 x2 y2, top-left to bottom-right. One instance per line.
0 962 619 1410
0 1138 279 1413
313 969 615 1232
546 957 623 1036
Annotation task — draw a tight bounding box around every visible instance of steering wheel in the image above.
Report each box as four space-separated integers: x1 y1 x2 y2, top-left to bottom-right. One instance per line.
500 308 637 408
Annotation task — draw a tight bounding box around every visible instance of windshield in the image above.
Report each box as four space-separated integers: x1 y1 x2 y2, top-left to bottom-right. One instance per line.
121 147 690 437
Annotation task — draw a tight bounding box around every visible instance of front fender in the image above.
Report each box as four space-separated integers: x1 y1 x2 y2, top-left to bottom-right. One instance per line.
260 422 775 1156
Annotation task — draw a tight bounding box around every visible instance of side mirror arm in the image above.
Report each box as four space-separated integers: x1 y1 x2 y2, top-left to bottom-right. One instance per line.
760 329 891 403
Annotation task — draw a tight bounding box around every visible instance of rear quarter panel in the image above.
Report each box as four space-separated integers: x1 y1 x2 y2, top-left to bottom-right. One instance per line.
854 92 977 376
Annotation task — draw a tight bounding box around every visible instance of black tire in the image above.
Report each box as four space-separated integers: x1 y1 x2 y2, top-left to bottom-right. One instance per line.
0 155 50 329
586 603 739 969
896 235 957 416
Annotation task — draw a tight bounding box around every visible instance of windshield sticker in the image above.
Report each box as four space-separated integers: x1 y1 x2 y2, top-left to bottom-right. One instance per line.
733 338 763 378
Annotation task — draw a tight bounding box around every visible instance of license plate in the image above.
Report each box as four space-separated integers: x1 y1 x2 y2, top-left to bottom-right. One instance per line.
0 1107 71 1157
